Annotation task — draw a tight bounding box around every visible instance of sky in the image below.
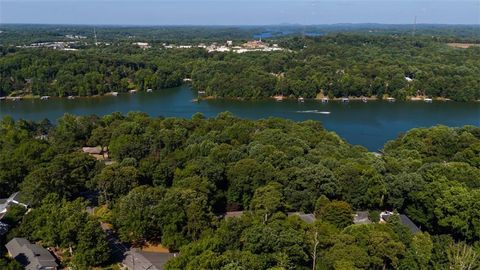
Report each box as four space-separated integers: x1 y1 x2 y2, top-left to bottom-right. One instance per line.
1 0 479 25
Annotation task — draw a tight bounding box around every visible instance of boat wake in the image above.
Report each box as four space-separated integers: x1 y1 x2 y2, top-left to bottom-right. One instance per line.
296 110 331 115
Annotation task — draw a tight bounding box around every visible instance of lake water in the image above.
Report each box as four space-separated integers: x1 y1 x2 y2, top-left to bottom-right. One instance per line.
1 86 478 151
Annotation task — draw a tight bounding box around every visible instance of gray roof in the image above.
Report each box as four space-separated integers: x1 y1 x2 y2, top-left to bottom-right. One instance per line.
5 238 58 270
382 214 421 234
353 211 372 225
288 212 316 224
123 249 176 270
399 214 421 234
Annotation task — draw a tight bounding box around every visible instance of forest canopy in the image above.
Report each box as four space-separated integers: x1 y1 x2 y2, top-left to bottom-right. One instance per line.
1 30 480 101
0 113 479 269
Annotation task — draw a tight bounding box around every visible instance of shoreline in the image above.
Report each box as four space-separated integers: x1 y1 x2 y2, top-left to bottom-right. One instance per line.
1 92 477 103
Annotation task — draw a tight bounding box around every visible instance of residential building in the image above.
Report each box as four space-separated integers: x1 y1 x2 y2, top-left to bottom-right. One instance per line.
5 238 58 270
123 249 177 270
380 211 421 234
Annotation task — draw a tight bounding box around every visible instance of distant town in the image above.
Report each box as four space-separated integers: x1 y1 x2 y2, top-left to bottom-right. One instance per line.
16 35 286 53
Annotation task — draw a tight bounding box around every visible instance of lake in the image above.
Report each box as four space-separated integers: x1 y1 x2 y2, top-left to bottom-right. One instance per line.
1 86 478 151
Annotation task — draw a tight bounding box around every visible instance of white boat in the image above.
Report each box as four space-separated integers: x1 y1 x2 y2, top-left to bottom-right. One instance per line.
362 97 367 103
387 97 396 102
321 98 329 103
0 97 6 101
111 92 119 96
274 95 284 101
296 110 331 115
129 89 137 94
40 96 50 100
341 97 349 103
146 89 153 93
298 97 305 103
67 96 75 100
424 98 433 103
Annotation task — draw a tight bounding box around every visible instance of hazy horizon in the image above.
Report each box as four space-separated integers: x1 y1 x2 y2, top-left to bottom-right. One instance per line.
1 1 479 26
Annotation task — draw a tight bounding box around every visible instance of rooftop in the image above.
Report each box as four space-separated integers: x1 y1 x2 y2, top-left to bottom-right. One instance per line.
123 249 176 270
6 238 58 270
353 211 372 225
288 212 316 224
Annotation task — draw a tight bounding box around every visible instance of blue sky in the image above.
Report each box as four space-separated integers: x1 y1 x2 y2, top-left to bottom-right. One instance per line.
1 1 479 25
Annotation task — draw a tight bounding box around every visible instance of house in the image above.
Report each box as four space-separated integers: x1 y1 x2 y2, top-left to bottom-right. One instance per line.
5 238 58 270
133 42 151 49
82 146 109 160
353 211 372 225
288 212 316 224
123 249 177 270
0 192 28 220
380 211 421 234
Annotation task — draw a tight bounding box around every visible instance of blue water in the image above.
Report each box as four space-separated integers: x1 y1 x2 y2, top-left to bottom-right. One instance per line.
1 86 478 151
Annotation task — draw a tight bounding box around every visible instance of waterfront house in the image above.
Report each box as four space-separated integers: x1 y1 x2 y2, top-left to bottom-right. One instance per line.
6 238 58 270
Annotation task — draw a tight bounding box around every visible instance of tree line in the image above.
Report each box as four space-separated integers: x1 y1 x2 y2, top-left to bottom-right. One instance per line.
0 112 479 269
1 33 480 101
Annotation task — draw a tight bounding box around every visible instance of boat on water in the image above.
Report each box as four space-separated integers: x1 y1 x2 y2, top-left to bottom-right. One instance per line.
111 92 119 96
321 97 329 103
362 97 368 103
147 89 153 93
296 110 331 115
274 95 284 102
298 97 305 103
40 96 50 100
341 97 349 103
387 97 396 102
67 96 75 100
424 98 433 103
129 89 138 94
0 97 6 101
